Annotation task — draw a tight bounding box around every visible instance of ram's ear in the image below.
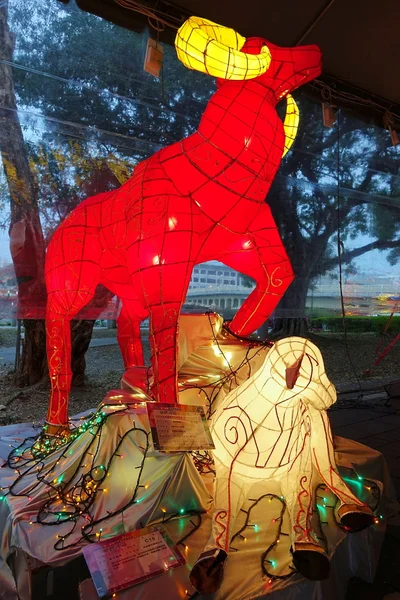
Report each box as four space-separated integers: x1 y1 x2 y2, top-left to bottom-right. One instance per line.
285 353 304 389
282 94 299 158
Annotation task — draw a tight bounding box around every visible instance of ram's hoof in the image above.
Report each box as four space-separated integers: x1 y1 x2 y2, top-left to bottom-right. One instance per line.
189 548 227 594
291 542 330 580
335 503 375 531
43 422 71 438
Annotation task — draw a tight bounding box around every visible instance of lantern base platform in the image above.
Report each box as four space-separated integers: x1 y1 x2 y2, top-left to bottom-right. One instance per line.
0 424 398 600
0 392 212 600
77 435 398 600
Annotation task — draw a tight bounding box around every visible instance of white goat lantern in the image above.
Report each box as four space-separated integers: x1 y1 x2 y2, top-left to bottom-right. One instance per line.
190 337 374 592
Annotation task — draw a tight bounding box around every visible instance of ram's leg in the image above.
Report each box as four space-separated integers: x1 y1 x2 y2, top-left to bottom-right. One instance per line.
45 307 73 433
220 220 294 336
45 224 102 433
281 424 330 580
128 254 193 403
117 299 146 369
309 407 374 531
147 302 182 403
189 459 251 594
211 462 253 553
46 285 99 431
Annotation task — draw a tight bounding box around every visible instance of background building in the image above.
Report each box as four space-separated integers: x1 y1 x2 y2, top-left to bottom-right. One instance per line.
184 261 254 313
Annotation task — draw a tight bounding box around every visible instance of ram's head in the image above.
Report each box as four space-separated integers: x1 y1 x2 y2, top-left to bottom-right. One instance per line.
175 17 322 156
175 17 321 85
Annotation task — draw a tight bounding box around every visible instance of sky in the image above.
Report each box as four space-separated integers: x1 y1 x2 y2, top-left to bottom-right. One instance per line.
0 233 9 266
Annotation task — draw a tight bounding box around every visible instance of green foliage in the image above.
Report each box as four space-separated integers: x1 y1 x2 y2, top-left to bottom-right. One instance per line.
9 0 214 145
241 274 255 288
4 0 215 236
309 315 400 334
0 326 16 346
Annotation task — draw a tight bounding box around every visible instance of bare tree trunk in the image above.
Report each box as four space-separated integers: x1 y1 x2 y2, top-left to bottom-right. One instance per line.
270 276 310 338
71 320 95 386
0 1 47 385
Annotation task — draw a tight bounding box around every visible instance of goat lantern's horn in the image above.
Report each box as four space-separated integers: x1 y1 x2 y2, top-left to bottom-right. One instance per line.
175 16 271 80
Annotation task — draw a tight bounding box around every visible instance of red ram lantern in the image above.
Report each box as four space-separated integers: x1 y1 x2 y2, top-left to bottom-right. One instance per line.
44 17 322 433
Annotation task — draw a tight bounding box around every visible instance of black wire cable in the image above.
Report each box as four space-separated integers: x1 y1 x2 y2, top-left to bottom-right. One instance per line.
335 110 364 394
3 404 206 552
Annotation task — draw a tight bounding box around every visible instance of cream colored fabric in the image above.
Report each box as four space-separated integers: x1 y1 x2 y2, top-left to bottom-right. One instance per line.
77 437 398 600
177 312 224 370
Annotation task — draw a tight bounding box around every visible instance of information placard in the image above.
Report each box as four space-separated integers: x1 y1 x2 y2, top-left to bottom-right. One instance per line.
82 525 185 598
147 403 215 451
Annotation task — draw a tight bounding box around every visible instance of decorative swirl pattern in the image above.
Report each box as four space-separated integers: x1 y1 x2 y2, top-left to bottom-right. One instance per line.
203 337 374 588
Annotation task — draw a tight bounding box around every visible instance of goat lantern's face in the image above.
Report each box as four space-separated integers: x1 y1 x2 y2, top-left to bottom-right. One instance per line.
236 38 322 100
267 337 336 411
175 17 322 100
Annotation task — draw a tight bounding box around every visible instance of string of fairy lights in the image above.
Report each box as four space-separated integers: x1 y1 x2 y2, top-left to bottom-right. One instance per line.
0 423 384 593
0 320 268 553
3 405 147 549
1 402 206 553
230 493 292 581
226 474 382 584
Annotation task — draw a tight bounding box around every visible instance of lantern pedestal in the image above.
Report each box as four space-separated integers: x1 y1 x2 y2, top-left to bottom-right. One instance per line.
0 395 212 600
0 418 397 600
70 437 394 600
0 316 398 598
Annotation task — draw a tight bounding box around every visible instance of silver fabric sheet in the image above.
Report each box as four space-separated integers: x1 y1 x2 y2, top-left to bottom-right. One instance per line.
0 401 212 600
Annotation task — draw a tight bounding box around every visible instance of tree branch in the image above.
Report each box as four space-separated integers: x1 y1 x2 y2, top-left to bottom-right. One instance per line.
297 120 362 158
323 239 400 270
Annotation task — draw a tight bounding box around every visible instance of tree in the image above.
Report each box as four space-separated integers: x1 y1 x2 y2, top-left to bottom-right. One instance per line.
8 0 212 147
0 0 47 385
266 98 400 336
3 0 399 364
0 1 125 385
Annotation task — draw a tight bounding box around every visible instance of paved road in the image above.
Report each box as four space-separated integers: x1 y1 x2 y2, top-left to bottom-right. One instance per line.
0 337 118 364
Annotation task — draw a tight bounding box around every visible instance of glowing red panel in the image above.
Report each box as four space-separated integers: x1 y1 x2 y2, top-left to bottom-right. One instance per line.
45 17 322 428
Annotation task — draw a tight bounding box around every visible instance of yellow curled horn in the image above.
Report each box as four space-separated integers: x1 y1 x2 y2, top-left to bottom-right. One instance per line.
282 94 299 157
175 16 271 80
